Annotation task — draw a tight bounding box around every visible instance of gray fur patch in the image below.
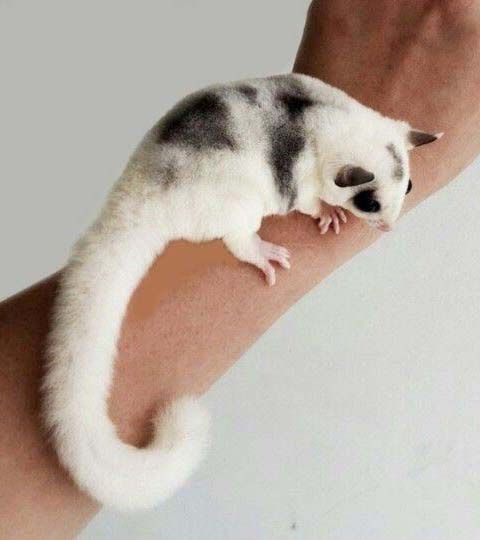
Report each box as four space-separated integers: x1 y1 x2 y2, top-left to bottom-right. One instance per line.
157 92 236 151
277 91 315 119
267 78 316 209
236 84 259 105
269 125 305 209
386 143 404 181
161 160 179 188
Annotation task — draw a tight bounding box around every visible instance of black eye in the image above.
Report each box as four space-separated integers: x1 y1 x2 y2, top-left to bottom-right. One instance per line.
352 190 381 213
406 179 412 194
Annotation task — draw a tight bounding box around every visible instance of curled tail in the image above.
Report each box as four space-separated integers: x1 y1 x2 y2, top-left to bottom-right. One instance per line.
42 198 210 510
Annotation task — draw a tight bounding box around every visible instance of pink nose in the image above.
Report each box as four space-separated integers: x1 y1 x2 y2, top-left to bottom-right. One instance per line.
377 223 392 232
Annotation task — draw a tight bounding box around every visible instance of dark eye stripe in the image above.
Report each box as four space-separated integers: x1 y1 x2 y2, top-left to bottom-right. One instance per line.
386 143 404 181
406 179 413 194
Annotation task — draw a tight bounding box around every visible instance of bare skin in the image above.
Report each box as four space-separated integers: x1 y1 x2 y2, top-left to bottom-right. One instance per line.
1 1 480 537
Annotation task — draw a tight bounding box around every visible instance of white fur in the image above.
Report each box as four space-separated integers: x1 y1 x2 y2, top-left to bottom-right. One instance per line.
42 74 435 511
43 186 210 510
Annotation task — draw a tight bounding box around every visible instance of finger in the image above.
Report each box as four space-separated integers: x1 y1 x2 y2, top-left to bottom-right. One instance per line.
332 213 340 234
320 217 331 234
263 263 276 286
337 208 347 223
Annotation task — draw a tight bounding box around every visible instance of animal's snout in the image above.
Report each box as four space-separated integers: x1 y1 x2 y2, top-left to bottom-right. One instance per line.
368 220 392 232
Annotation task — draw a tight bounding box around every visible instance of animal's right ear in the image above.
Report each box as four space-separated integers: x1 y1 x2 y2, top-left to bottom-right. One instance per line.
335 166 375 188
406 130 443 150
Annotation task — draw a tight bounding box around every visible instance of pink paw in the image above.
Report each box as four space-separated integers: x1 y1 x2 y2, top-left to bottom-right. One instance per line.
259 241 290 286
318 206 347 235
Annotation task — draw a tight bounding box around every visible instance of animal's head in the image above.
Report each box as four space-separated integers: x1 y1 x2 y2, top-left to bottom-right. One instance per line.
321 118 441 231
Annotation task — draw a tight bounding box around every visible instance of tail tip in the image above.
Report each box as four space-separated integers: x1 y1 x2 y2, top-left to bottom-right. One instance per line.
154 396 211 450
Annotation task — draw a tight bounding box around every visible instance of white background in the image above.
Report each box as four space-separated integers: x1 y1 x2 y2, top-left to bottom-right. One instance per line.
1 1 480 538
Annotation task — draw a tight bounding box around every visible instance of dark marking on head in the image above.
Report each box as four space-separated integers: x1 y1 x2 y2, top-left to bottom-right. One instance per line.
237 84 258 105
408 130 438 148
157 92 236 151
406 179 412 194
335 166 375 188
352 189 381 213
386 143 404 181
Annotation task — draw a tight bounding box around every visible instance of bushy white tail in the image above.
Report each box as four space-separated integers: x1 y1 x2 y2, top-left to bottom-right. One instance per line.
42 203 210 510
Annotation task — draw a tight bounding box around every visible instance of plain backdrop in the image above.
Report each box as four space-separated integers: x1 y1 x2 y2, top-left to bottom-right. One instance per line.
2 1 480 539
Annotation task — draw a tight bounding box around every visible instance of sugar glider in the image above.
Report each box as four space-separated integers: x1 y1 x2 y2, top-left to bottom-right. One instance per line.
42 74 440 510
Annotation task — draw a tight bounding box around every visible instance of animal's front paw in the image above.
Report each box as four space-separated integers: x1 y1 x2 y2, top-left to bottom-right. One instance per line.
318 206 347 235
258 240 290 286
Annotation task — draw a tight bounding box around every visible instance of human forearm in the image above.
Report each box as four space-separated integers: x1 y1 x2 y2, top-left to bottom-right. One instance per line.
114 0 480 442
0 279 97 539
1 1 479 537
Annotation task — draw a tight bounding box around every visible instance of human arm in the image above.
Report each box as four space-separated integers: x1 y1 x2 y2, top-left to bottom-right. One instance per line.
1 1 480 537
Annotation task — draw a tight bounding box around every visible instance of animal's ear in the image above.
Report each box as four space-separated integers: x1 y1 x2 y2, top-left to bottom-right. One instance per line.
335 166 375 188
407 130 443 150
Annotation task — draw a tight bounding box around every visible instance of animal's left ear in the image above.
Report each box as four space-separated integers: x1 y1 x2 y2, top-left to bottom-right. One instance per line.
334 166 375 188
406 130 443 150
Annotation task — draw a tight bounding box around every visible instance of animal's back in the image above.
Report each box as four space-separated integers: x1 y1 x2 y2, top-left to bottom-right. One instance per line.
125 73 353 234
